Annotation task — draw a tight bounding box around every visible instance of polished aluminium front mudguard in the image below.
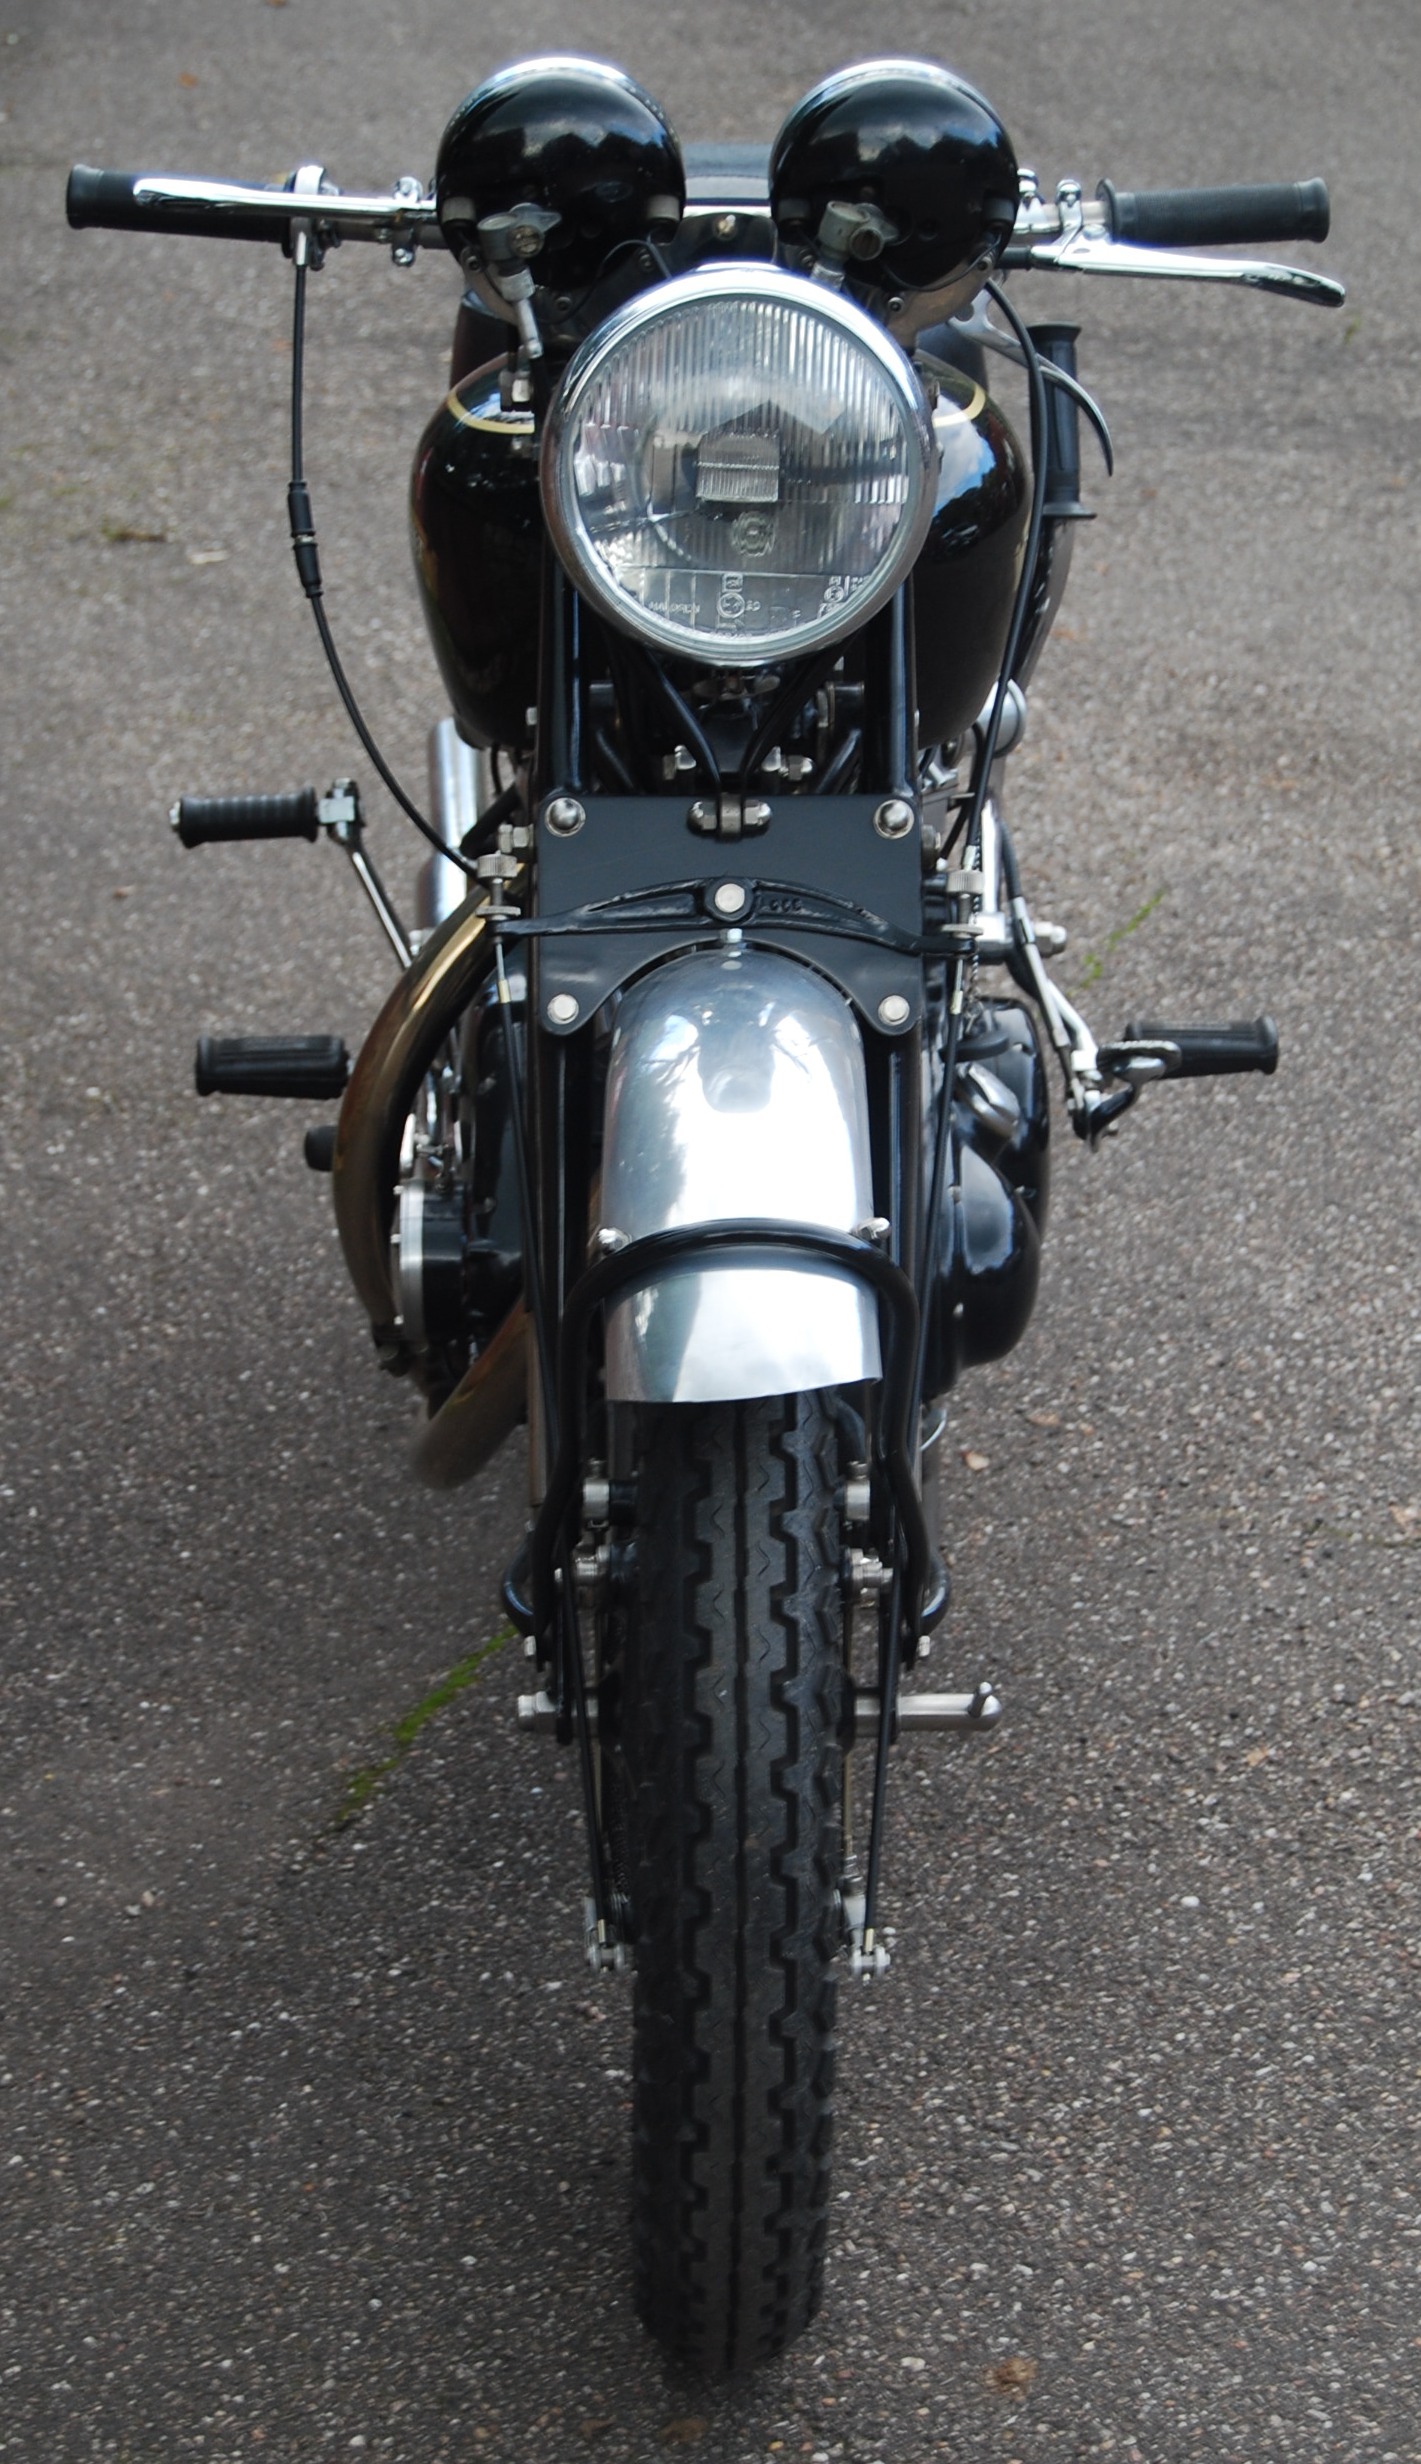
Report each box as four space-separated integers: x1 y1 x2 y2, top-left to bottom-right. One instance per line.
599 947 882 1403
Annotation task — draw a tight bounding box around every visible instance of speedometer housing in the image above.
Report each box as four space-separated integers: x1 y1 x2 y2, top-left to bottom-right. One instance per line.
540 264 937 667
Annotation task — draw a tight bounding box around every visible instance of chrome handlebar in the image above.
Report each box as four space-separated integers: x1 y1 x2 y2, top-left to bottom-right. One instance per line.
69 161 1344 306
133 170 441 238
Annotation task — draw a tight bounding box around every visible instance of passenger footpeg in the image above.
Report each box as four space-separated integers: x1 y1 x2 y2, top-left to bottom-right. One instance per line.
194 1033 349 1099
1098 1013 1278 1085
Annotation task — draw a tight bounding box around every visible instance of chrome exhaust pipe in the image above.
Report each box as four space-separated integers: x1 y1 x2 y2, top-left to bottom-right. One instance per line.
331 892 496 1347
418 719 480 934
411 1300 527 1489
334 723 527 1484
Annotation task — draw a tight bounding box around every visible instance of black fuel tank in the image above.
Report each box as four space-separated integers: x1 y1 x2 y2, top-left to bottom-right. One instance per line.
414 348 1027 752
410 363 542 751
913 364 1029 745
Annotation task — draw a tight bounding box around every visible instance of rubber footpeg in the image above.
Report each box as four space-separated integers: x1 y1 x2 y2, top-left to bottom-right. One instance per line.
1123 1015 1278 1078
173 788 319 847
195 1034 349 1099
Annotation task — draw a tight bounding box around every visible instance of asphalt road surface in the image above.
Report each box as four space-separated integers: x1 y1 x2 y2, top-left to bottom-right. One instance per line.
2 3 1419 2458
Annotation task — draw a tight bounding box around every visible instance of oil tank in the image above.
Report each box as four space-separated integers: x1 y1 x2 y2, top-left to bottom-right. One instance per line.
913 363 1030 745
410 362 542 751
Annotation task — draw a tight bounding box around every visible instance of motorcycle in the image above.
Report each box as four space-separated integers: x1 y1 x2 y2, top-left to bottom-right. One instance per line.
67 55 1341 2374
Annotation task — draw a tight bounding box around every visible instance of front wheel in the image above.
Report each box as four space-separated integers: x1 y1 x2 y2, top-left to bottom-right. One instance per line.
611 1392 844 2374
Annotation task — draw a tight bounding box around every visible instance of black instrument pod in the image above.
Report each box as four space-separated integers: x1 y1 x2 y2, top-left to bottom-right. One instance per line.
434 56 684 305
770 60 1019 325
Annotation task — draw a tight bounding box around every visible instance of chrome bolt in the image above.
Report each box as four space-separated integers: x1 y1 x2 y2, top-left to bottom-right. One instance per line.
873 797 916 840
544 796 586 837
877 992 911 1029
713 213 737 240
547 992 580 1027
711 879 749 918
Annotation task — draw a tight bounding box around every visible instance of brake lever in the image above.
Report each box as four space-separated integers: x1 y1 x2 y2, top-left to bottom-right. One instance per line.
1014 222 1346 306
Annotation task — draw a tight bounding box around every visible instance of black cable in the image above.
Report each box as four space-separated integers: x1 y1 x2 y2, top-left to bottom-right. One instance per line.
625 640 722 790
959 281 1052 851
491 937 612 1936
739 643 843 790
458 780 520 859
554 233 675 329
817 724 862 794
913 973 964 1409
491 933 558 1448
593 725 636 795
286 255 485 879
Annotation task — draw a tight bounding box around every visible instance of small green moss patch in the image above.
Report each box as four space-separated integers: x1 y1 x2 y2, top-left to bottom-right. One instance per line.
332 1626 513 1830
1079 886 1167 986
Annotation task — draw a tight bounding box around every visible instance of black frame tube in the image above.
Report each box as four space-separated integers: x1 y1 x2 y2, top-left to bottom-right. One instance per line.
859 585 917 796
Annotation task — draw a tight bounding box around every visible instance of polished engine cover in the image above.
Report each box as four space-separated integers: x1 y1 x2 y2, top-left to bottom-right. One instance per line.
598 948 881 1403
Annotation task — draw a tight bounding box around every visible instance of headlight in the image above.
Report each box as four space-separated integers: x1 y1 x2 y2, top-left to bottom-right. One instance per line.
541 265 937 665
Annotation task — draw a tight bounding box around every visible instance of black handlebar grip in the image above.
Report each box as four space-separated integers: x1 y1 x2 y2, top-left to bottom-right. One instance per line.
1097 179 1330 248
195 1035 350 1099
173 789 320 848
1124 1016 1280 1078
67 165 285 245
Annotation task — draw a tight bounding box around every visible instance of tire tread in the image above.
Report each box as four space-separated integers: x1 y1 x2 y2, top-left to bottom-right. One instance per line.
623 1394 841 2372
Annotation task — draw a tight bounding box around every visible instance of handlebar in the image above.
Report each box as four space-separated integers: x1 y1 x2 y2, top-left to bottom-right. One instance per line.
68 166 284 244
1096 178 1330 248
66 164 442 250
66 158 1342 305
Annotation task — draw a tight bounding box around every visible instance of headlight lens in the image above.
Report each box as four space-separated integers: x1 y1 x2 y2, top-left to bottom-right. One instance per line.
542 266 937 665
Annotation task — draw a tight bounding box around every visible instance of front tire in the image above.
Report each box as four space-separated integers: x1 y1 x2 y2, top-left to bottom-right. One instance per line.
615 1392 843 2373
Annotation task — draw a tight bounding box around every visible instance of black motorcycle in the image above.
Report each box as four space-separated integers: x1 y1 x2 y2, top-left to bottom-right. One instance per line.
68 56 1341 2373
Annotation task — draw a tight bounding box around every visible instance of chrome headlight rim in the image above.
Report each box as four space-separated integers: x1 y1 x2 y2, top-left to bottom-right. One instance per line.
541 261 938 668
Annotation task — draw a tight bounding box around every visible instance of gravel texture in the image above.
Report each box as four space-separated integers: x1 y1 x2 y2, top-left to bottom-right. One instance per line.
2 2 1418 2458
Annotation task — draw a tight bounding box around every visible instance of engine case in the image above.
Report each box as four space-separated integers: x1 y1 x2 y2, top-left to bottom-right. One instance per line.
922 999 1050 1398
